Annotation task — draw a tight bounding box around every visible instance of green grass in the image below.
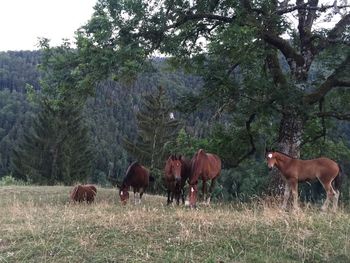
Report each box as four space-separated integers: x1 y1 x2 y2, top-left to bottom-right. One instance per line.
0 186 350 262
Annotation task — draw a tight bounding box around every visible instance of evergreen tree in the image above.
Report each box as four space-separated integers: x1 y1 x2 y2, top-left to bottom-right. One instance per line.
123 86 180 187
11 41 94 185
11 100 92 185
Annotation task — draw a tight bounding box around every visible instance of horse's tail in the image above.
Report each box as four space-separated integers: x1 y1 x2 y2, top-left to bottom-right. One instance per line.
334 164 344 191
70 185 80 201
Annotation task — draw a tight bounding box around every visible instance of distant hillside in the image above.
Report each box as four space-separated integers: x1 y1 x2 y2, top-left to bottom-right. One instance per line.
0 50 212 184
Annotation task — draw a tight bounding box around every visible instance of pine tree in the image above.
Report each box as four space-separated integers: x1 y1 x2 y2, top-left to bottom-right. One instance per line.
123 86 180 187
11 100 93 185
11 41 94 185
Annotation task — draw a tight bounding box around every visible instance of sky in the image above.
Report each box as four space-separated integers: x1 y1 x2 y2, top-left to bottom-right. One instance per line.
0 1 346 52
0 0 96 51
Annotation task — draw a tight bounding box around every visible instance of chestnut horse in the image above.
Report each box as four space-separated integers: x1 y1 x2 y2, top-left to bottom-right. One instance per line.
266 150 342 211
189 149 221 208
70 184 97 203
118 161 154 205
164 154 191 205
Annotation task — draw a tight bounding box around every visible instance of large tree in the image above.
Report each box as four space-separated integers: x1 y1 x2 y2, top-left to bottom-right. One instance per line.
77 0 350 190
11 40 94 185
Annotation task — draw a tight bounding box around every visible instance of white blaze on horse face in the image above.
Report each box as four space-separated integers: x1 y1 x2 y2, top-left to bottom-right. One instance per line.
268 153 273 159
120 191 123 196
191 187 194 193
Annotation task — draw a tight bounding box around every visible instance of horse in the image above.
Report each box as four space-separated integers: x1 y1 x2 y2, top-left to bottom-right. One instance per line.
117 161 154 205
164 154 191 205
266 150 343 211
189 149 222 208
70 184 97 203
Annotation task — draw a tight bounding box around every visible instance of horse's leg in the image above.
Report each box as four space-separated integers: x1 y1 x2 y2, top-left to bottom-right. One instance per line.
175 186 180 205
281 182 290 210
321 181 336 211
332 187 340 212
133 190 137 205
289 179 299 211
167 189 171 205
207 178 217 205
202 180 207 204
170 189 174 204
139 189 143 205
181 188 185 205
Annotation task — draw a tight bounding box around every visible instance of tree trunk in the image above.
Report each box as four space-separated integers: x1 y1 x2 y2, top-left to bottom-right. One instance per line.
268 110 304 194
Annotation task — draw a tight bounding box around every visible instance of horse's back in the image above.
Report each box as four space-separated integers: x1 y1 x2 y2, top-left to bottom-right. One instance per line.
294 157 339 181
191 150 221 180
129 164 150 188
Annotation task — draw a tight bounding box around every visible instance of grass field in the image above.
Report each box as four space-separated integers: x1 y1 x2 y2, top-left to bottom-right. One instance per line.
0 186 350 263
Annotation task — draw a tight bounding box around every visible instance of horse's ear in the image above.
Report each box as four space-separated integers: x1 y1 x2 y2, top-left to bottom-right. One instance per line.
178 154 182 160
116 182 121 189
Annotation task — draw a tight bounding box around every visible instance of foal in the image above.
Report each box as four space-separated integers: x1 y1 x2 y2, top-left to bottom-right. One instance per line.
266 151 342 211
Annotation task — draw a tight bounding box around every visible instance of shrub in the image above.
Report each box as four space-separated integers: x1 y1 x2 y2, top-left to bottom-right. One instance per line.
0 175 27 186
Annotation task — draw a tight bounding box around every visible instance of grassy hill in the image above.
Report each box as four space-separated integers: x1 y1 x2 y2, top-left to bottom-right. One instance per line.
0 186 349 262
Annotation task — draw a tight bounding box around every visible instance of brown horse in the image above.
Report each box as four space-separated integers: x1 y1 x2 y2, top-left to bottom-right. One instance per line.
70 184 97 203
118 161 154 205
189 149 221 208
266 150 342 211
164 154 191 205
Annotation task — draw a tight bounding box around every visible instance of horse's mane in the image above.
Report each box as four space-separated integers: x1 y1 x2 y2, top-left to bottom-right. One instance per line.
274 151 297 159
124 161 140 182
191 149 206 178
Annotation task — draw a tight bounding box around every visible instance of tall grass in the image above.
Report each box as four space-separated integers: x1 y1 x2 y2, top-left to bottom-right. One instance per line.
0 186 349 262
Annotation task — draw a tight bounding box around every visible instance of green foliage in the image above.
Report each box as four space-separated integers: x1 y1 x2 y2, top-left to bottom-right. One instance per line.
123 86 180 190
0 175 26 186
9 41 94 185
11 101 93 185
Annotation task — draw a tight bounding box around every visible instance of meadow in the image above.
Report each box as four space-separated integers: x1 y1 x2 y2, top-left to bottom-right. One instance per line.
0 186 350 263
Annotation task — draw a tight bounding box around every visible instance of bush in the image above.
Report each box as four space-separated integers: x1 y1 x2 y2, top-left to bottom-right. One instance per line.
0 175 27 186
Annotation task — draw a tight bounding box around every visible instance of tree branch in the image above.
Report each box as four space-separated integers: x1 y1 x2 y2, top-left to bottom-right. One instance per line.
328 13 350 42
226 113 257 168
304 54 350 104
276 3 350 15
170 12 235 29
263 32 305 67
265 49 290 88
315 111 350 120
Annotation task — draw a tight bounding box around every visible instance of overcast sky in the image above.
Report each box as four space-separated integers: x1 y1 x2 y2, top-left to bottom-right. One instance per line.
0 0 96 51
0 1 346 52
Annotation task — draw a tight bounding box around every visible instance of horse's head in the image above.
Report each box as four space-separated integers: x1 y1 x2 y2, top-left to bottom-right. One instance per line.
118 185 129 205
167 155 182 182
189 184 198 208
265 150 277 171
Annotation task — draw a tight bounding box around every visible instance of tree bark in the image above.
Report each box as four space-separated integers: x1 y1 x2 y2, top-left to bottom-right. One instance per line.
268 109 304 195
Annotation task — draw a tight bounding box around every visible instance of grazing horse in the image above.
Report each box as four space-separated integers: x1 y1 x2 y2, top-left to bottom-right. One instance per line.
266 150 342 211
70 184 97 203
164 154 191 205
189 149 222 208
118 161 153 205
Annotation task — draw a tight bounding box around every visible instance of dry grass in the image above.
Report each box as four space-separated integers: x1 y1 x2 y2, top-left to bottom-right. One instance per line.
0 186 350 262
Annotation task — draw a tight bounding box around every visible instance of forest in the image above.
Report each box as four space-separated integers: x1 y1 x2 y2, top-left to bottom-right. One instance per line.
0 0 350 203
